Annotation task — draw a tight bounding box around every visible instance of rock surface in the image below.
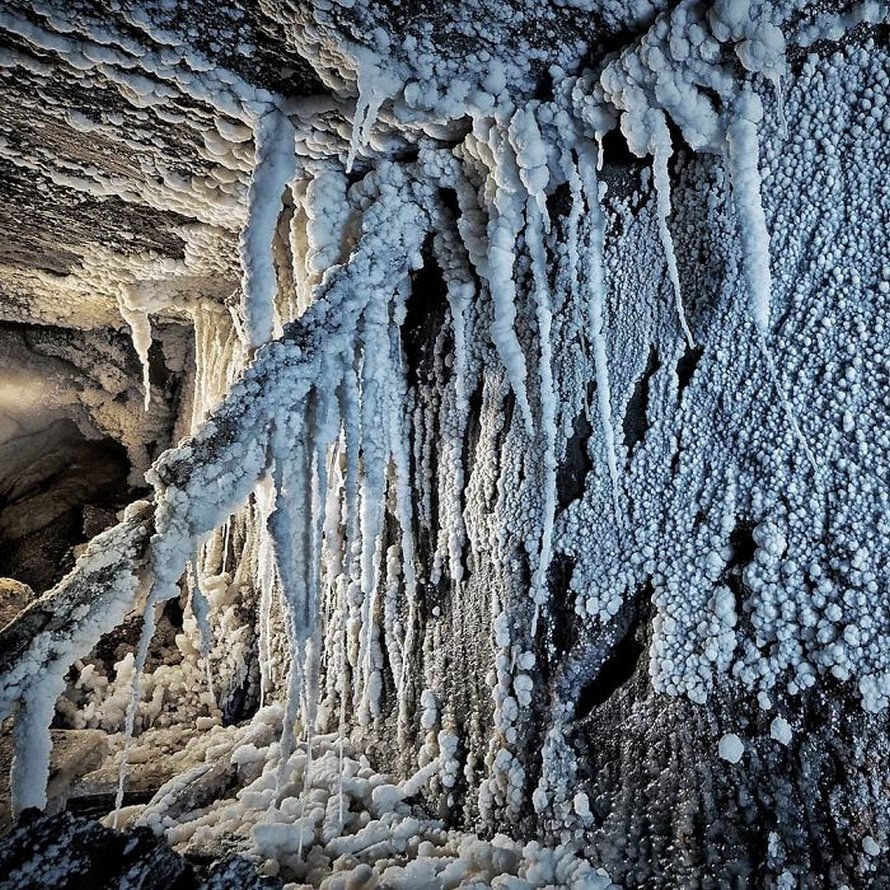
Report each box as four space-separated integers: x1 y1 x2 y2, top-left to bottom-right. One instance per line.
0 810 281 889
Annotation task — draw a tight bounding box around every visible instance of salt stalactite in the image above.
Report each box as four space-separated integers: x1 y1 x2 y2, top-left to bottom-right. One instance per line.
255 474 277 708
508 106 558 626
189 556 216 701
240 107 296 350
465 119 534 431
577 141 621 518
726 90 817 472
290 166 353 318
356 281 393 726
649 110 696 349
117 291 153 410
345 57 397 173
526 196 557 630
269 424 314 786
387 288 419 703
11 672 69 815
726 91 773 337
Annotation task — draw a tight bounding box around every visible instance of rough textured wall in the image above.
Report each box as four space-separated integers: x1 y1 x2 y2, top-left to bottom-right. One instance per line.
0 2 888 888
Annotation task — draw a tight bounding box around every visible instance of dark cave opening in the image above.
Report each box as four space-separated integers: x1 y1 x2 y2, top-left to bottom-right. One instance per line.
0 418 135 594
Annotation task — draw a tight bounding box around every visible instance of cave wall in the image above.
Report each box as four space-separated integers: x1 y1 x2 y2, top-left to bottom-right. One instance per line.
0 2 888 888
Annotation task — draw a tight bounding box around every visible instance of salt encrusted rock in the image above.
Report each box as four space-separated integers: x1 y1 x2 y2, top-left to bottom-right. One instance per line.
0 578 32 629
1 1 889 888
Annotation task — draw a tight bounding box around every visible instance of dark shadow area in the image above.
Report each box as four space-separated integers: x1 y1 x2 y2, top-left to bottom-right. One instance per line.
676 343 703 402
574 582 653 721
623 347 660 457
557 410 593 511
0 419 133 592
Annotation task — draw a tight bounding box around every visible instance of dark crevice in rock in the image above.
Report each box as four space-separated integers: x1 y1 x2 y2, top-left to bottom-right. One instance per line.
574 582 653 720
676 343 704 402
623 346 660 458
403 235 451 393
557 409 593 512
542 552 576 685
0 420 132 592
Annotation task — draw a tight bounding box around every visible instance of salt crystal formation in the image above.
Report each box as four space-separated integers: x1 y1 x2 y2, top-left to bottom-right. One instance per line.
0 0 888 886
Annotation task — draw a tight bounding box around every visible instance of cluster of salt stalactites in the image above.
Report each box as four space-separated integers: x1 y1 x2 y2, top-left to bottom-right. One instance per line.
9 0 886 843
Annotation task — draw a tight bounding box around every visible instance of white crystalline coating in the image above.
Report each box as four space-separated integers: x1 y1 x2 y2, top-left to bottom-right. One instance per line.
795 1 888 48
726 91 772 336
770 716 792 745
239 108 296 349
578 140 621 517
649 109 695 348
4 2 890 880
117 292 153 410
718 732 745 763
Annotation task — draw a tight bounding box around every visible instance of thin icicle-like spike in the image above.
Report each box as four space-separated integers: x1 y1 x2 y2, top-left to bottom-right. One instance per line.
255 475 277 708
388 305 420 736
388 281 418 605
220 518 232 574
296 410 333 861
118 293 152 411
268 421 312 786
650 113 696 349
773 74 788 139
240 107 296 350
339 368 362 575
189 556 216 704
726 93 816 470
114 579 168 824
525 196 557 633
726 91 773 337
356 291 392 724
578 140 622 520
